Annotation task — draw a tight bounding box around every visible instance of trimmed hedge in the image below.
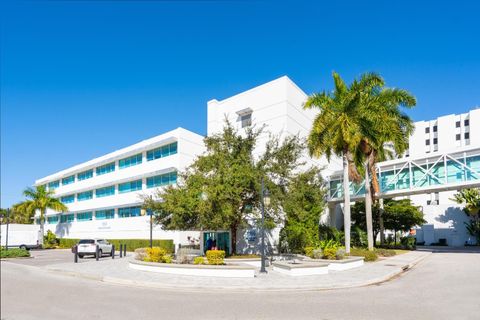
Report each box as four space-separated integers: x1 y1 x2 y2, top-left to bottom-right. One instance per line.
206 250 225 265
349 248 378 262
59 238 174 253
1 248 30 259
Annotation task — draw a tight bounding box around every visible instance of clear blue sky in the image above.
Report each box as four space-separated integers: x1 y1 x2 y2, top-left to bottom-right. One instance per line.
1 0 479 207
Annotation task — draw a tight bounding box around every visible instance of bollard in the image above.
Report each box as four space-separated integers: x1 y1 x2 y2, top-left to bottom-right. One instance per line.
74 245 78 263
111 244 115 259
123 244 127 257
119 244 123 258
96 244 99 261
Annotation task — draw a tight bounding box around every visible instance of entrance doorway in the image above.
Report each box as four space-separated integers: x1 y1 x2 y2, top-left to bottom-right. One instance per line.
202 231 230 255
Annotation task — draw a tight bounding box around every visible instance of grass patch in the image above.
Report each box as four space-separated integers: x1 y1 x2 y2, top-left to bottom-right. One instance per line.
228 254 261 259
0 248 30 259
393 249 410 255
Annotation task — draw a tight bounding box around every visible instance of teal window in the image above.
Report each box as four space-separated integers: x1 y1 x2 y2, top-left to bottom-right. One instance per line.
119 153 142 169
77 211 93 222
95 209 115 220
48 180 60 190
60 213 74 223
62 175 75 185
146 142 178 161
77 190 93 201
47 215 59 224
96 185 115 198
77 169 93 181
118 180 142 193
118 206 141 218
96 162 115 176
61 194 75 204
146 171 177 188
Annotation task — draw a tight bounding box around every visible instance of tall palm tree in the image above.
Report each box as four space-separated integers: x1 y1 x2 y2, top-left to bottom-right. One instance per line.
304 72 383 254
16 185 68 246
357 82 416 250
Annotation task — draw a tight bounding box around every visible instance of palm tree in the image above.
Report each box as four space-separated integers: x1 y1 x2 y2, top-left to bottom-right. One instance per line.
16 185 68 246
357 82 416 250
304 72 383 254
452 188 480 243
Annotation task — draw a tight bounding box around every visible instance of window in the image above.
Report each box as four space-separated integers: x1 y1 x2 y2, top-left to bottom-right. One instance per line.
465 132 470 139
118 180 142 193
60 213 74 223
119 153 142 169
433 138 438 144
96 185 115 198
456 134 461 141
425 127 430 134
425 139 430 146
62 175 75 185
95 209 115 220
77 211 93 222
433 125 437 132
456 121 461 128
48 180 60 190
146 142 178 161
77 169 93 181
147 171 177 188
118 206 141 218
96 162 115 176
465 119 470 126
47 215 59 224
61 194 75 204
241 113 252 128
77 190 93 201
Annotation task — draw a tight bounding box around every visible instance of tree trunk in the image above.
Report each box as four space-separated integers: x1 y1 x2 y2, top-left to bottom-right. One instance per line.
364 164 374 251
379 198 385 245
342 153 351 254
39 209 45 246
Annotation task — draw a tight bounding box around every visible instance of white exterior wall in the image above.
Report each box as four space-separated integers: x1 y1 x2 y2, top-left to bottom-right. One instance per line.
35 127 205 247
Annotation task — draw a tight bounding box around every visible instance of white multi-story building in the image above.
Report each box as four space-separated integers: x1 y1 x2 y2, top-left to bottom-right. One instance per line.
36 128 205 246
34 75 479 249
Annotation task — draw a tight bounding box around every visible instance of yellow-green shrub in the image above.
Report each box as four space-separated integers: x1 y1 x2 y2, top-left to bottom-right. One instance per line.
206 250 225 265
144 247 172 263
193 256 205 265
304 247 315 258
322 247 337 260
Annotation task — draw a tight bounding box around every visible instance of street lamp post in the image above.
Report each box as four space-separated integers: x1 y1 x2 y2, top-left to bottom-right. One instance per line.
149 210 153 249
5 209 10 251
260 178 270 273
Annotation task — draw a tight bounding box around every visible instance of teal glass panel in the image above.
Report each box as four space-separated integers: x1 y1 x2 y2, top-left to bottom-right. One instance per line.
447 159 465 183
77 169 93 181
96 162 115 176
119 153 142 169
146 171 177 188
429 162 445 186
95 185 115 198
381 170 396 192
77 211 93 222
118 206 141 218
466 155 480 181
62 175 75 185
60 213 74 223
77 190 93 201
48 180 60 190
412 165 428 187
329 180 343 198
118 180 142 193
61 194 75 204
95 209 115 220
396 169 410 190
146 142 178 161
47 216 59 224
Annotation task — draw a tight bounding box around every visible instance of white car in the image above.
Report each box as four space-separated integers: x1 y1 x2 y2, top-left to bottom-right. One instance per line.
77 239 113 258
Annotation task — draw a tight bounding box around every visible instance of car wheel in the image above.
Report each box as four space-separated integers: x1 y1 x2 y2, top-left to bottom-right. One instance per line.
78 254 84 258
97 250 103 258
19 245 27 250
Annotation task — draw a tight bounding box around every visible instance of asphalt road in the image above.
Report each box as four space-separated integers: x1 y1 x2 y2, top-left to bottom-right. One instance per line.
1 251 480 320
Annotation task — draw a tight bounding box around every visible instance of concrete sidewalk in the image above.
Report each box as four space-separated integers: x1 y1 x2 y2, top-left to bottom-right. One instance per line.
5 250 432 292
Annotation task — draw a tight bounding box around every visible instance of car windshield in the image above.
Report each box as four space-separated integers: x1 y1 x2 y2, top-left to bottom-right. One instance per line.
79 239 95 244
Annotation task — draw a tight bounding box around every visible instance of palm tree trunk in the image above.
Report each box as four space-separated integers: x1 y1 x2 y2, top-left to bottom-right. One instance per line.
379 198 385 244
342 153 351 254
364 164 374 251
39 209 45 246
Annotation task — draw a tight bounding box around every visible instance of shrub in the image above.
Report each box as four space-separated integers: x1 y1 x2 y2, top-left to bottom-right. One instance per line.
323 247 337 260
335 248 346 260
43 230 59 249
59 238 174 253
144 247 171 263
374 248 396 257
134 248 147 261
351 226 368 247
194 256 206 265
304 246 315 258
400 237 416 250
206 250 225 265
349 248 378 262
312 248 323 259
0 248 30 258
319 239 339 250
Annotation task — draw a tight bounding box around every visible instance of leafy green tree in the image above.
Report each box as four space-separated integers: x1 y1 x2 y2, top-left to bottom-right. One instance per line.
8 202 36 224
351 199 425 244
280 168 326 253
15 185 68 246
452 188 480 243
304 72 385 253
143 121 305 254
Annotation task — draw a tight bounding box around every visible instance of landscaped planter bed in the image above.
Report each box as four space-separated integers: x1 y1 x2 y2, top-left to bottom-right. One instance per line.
304 256 364 271
129 259 255 278
272 261 329 276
